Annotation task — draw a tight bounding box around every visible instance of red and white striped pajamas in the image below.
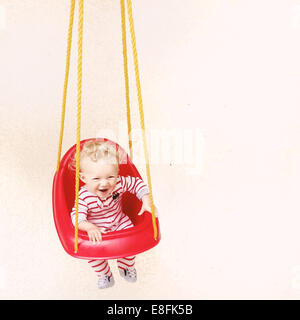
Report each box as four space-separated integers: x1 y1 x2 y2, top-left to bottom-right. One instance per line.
70 175 149 277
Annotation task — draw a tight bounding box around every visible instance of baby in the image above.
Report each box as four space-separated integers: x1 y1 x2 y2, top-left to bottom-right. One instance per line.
70 140 157 289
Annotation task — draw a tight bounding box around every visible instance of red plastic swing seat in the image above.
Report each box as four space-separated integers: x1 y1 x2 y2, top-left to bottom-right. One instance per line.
52 138 161 260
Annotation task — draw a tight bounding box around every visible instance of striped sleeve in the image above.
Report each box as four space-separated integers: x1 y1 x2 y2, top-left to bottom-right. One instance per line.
70 196 88 226
121 176 149 200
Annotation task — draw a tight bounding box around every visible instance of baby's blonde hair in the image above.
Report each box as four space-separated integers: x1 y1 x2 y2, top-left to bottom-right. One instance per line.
69 140 119 171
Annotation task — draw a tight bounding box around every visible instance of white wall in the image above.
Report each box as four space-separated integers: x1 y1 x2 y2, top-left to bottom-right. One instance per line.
1 0 300 299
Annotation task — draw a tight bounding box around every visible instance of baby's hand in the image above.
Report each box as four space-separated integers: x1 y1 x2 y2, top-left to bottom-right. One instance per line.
138 203 159 217
138 194 159 217
86 225 106 244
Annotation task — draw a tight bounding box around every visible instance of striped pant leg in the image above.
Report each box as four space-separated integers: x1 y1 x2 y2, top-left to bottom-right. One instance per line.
114 214 136 270
117 255 136 271
88 259 113 278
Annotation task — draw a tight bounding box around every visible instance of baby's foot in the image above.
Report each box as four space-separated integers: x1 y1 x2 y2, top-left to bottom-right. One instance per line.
119 267 137 283
97 274 115 289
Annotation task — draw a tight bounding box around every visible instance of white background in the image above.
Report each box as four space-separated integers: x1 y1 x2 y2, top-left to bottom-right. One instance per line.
1 0 300 299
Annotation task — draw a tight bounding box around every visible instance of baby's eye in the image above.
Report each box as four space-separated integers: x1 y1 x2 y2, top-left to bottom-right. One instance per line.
108 176 115 179
93 178 100 180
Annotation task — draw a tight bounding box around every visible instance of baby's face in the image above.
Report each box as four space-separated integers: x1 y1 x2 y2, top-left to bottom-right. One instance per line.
80 158 119 199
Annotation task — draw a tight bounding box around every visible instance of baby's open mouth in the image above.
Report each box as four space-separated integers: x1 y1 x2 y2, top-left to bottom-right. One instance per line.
99 188 109 192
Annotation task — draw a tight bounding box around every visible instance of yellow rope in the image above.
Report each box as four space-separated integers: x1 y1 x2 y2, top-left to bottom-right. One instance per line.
58 0 156 250
74 0 84 253
56 0 75 171
120 0 133 160
126 0 158 240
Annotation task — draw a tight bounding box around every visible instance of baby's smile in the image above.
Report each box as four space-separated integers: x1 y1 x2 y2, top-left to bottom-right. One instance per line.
97 187 111 198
